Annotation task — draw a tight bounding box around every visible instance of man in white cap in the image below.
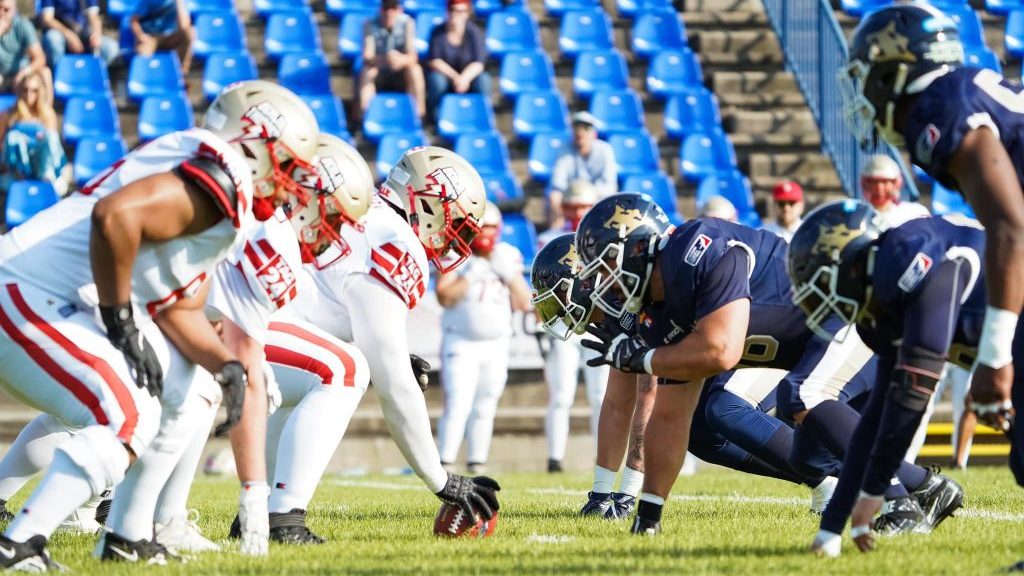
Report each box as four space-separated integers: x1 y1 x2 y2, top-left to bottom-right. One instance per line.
860 154 929 227
548 111 618 229
700 195 738 222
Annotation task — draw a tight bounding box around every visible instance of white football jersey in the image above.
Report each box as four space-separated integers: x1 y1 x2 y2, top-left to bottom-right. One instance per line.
291 201 429 342
879 201 930 227
0 129 255 317
206 211 309 344
440 243 521 341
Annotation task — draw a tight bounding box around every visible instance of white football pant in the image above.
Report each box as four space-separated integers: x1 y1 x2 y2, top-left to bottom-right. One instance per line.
544 337 608 462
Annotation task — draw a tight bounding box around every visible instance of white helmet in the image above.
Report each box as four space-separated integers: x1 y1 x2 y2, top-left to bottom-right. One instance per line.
291 134 374 268
203 80 320 220
379 146 487 273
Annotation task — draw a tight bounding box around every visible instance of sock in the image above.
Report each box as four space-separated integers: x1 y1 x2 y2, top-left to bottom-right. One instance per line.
637 493 663 523
592 465 616 494
6 451 92 542
618 467 644 497
0 415 70 501
883 477 909 499
155 400 218 525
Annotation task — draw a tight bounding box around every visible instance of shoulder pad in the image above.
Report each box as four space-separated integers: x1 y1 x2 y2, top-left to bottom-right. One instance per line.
175 147 242 227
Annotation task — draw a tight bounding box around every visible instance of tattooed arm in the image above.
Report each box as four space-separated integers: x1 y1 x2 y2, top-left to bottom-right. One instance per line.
625 373 658 472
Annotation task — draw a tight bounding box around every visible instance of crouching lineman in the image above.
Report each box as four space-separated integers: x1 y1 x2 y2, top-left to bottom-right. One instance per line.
789 202 980 557
0 79 321 569
260 146 499 543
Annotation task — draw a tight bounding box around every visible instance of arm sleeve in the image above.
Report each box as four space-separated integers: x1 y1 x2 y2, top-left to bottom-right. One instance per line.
345 273 449 493
694 247 751 321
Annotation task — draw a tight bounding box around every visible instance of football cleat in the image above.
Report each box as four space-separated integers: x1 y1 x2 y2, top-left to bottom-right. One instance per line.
810 477 838 515
228 514 241 539
94 498 111 525
547 459 563 474
0 500 14 524
810 530 841 558
466 462 487 475
579 492 613 517
873 495 929 536
58 503 103 534
156 510 221 553
0 534 63 572
96 532 173 564
911 467 964 530
605 493 636 520
630 515 661 536
269 509 325 545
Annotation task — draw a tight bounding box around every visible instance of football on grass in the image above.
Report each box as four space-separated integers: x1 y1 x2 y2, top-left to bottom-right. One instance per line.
433 503 499 538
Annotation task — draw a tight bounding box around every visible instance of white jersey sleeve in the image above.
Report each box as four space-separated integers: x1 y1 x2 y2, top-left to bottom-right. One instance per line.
363 208 429 311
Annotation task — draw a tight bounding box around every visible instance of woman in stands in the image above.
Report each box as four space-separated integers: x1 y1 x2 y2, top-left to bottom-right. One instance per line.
0 70 68 196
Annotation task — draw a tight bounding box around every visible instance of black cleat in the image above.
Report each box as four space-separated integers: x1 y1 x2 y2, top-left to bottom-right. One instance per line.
579 492 613 517
630 515 661 536
547 459 563 474
269 509 324 545
873 495 929 536
228 514 241 539
0 534 63 572
97 531 172 564
605 492 636 520
94 499 111 526
0 500 14 524
911 467 964 530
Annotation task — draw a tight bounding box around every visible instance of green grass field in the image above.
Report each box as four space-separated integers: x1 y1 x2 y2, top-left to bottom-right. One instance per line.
24 466 1024 574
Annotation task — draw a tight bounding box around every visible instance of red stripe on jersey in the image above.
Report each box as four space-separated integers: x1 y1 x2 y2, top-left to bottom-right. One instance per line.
265 345 335 386
370 250 396 273
178 159 238 228
379 242 404 260
256 239 275 259
267 322 355 387
145 272 208 317
243 242 263 270
0 284 138 443
369 269 411 308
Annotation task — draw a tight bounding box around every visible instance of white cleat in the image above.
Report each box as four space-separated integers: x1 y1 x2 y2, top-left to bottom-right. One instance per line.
155 510 221 554
810 530 842 558
810 477 838 514
57 505 102 534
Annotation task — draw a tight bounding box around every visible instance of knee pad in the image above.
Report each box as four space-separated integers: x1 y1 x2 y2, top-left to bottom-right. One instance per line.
56 425 130 494
886 368 939 413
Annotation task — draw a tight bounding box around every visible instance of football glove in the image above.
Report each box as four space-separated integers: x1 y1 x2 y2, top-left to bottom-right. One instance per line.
410 354 430 392
214 361 247 437
435 474 501 521
581 322 654 374
264 361 282 416
100 304 163 397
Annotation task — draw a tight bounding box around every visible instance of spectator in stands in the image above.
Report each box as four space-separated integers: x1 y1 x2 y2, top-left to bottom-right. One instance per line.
39 0 119 69
860 154 929 227
0 70 69 194
761 180 804 242
548 112 617 228
425 0 490 119
358 0 426 121
129 0 194 75
701 195 737 222
0 0 49 95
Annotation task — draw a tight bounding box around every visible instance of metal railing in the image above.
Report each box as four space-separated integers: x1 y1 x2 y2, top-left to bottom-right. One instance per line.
762 0 919 199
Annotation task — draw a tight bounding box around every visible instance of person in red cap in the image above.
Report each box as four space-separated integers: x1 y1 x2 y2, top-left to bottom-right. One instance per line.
762 180 804 242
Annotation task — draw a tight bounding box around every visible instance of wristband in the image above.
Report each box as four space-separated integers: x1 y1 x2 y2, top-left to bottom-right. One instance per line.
850 525 873 539
976 305 1018 369
642 349 655 375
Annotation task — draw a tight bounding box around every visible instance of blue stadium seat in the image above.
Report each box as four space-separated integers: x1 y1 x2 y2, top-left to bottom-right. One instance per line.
544 0 599 17
278 52 331 95
476 0 523 16
327 0 379 20
106 0 134 20
968 48 1002 73
680 129 737 183
188 0 236 15
138 95 195 141
696 169 759 227
415 10 447 56
499 212 538 267
609 132 660 180
528 132 571 183
254 0 309 19
363 92 421 142
589 89 645 135
203 52 258 101
499 51 555 101
127 52 184 102
615 0 674 19
1007 9 1024 59
437 93 495 141
482 173 524 203
988 0 1024 16
403 0 446 15
838 0 887 17
622 172 681 223
118 16 136 61
63 95 120 145
512 91 569 141
193 11 246 60
454 133 511 176
5 181 58 230
0 94 16 114
54 55 110 101
945 5 985 54
664 87 721 140
376 131 427 179
338 12 371 60
559 9 614 60
264 10 321 61
74 136 127 187
631 11 686 60
931 181 976 218
646 48 703 100
573 49 629 101
301 94 351 141
485 9 540 58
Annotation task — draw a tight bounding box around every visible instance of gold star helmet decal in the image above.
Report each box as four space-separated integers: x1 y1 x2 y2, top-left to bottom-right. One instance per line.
813 223 862 259
558 243 580 272
866 20 916 64
603 206 645 236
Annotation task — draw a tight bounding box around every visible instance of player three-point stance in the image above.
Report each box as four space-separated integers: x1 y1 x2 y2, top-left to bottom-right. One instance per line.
261 146 499 543
0 79 321 569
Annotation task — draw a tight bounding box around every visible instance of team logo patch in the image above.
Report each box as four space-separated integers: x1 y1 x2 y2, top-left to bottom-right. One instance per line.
865 21 914 64
603 206 645 235
619 312 636 331
58 303 76 318
429 166 465 199
314 155 345 192
684 234 712 266
897 252 933 293
558 244 579 270
916 124 941 165
243 101 286 138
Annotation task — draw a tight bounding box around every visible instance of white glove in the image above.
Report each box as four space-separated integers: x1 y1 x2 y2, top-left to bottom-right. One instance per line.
264 361 282 416
238 482 270 556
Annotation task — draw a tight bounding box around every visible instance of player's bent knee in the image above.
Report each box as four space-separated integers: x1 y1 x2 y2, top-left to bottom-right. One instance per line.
55 425 130 495
887 368 939 412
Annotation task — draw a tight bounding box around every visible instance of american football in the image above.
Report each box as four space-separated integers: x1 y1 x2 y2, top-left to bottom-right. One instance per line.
433 503 499 538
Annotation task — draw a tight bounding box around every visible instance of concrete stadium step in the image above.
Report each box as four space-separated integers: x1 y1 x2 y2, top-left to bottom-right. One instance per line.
691 30 783 67
709 71 806 107
682 10 768 30
723 109 819 138
745 152 842 190
682 0 765 12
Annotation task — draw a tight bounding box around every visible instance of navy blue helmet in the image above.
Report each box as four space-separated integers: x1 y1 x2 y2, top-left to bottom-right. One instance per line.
530 233 596 340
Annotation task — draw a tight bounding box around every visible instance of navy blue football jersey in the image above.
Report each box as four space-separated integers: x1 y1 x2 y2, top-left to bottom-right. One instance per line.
858 216 986 367
905 67 1024 189
636 218 814 371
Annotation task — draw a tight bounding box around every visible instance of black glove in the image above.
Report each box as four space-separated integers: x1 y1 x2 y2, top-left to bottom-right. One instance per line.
581 322 654 374
213 360 247 437
410 354 430 392
100 304 163 397
435 474 501 520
